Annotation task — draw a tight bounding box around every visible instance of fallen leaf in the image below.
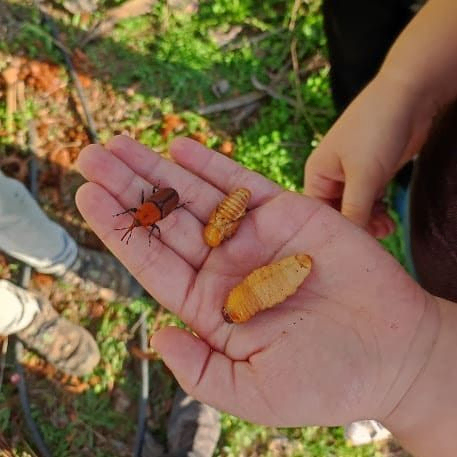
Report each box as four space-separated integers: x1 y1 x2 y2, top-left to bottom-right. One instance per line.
190 131 208 145
161 113 185 139
219 140 234 157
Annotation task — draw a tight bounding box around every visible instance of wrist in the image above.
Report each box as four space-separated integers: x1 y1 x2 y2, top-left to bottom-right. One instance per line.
373 69 438 133
383 295 457 457
377 0 457 112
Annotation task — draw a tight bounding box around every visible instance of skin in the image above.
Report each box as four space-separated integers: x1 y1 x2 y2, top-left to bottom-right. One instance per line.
76 136 457 457
304 0 457 238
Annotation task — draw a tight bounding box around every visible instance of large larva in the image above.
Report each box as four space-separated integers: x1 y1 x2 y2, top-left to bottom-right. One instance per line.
203 188 251 248
222 254 312 324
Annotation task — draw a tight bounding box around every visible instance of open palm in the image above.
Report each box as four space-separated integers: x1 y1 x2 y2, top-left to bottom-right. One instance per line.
76 136 431 428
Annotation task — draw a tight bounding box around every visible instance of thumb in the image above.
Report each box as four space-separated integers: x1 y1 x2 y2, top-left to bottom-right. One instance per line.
150 327 234 413
341 172 380 228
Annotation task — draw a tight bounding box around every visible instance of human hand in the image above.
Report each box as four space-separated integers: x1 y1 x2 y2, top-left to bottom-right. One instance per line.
304 74 432 238
76 136 438 428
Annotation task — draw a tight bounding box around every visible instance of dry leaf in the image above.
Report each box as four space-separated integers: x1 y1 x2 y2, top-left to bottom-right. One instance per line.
161 113 185 139
190 131 208 145
218 140 234 157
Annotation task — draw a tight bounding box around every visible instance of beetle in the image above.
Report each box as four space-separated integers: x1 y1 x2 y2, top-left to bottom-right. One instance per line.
113 185 185 245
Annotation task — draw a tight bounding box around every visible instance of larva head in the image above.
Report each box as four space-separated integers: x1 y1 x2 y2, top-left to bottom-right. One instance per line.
222 287 253 324
203 224 224 247
221 307 234 323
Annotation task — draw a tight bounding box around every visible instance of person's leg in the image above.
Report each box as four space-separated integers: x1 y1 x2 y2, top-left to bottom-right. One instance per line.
166 387 221 457
322 0 416 112
0 279 100 376
0 279 39 335
142 386 221 457
409 100 457 302
0 171 142 298
0 171 77 275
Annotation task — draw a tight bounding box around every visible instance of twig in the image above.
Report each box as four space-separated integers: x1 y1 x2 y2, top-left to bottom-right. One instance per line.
197 91 266 115
2 65 19 133
290 37 303 109
129 307 151 337
223 29 282 52
81 0 158 47
290 37 318 134
288 0 303 31
250 75 297 107
133 310 149 457
233 101 263 128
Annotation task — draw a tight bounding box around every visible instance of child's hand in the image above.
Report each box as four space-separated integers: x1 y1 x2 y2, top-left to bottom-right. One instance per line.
75 136 436 428
304 74 431 238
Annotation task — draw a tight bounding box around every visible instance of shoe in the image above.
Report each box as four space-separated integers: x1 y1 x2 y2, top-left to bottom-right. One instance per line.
62 246 143 300
167 387 221 457
345 420 391 446
17 298 100 376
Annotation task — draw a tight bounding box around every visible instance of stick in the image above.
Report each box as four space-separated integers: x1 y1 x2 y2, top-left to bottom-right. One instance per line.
197 91 266 115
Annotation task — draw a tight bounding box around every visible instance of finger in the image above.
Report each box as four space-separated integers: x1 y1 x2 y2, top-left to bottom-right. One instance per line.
151 327 280 425
105 135 225 223
75 182 195 317
304 155 344 200
367 213 396 239
169 137 282 205
77 144 209 269
341 173 380 228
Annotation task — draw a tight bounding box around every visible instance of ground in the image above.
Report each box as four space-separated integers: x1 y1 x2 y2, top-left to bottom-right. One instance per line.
0 0 411 456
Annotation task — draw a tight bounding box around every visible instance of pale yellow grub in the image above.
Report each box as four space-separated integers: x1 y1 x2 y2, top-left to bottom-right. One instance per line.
222 254 312 324
203 188 251 247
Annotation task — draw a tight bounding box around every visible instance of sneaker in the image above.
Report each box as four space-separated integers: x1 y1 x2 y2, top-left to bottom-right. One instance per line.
345 420 391 446
17 298 100 376
62 246 143 300
167 387 221 457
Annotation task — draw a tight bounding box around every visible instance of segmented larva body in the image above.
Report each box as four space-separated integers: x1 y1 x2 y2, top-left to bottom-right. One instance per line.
222 254 312 324
203 188 251 247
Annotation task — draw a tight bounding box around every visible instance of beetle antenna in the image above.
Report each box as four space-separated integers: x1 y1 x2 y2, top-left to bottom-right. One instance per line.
113 208 138 217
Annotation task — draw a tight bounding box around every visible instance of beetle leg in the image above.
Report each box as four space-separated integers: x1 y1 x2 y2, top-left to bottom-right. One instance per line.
126 231 133 244
141 189 144 204
152 181 160 194
175 201 189 210
113 208 137 217
148 224 161 245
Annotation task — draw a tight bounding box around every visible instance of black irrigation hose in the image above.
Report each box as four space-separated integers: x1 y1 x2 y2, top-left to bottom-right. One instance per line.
15 6 150 456
14 339 53 457
33 0 98 143
13 123 53 457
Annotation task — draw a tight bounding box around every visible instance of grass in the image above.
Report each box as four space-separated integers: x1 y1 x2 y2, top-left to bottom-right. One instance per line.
0 0 407 455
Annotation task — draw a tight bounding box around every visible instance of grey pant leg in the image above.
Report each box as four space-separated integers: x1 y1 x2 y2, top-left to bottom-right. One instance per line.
0 171 77 275
0 280 39 334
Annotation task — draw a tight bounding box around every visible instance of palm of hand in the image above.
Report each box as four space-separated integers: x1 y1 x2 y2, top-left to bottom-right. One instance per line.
76 136 426 427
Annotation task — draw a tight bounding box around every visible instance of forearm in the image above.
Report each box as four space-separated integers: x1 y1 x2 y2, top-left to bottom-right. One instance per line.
384 296 457 457
379 0 457 109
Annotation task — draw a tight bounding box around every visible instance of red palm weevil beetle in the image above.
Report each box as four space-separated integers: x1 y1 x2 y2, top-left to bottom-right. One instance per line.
113 185 185 245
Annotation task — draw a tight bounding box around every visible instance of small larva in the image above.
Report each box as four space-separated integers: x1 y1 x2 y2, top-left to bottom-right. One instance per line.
203 188 251 248
222 254 312 324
